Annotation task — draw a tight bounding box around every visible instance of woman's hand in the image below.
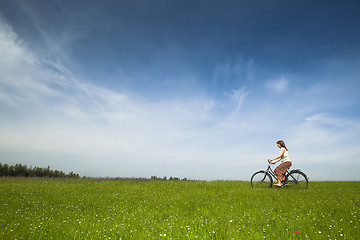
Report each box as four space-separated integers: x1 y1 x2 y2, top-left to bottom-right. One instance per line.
270 159 279 164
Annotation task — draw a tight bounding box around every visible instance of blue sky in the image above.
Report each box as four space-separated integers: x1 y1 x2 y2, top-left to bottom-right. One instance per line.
0 0 359 180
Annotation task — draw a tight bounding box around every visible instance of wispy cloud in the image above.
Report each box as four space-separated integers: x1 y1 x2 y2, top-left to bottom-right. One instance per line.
212 57 255 91
305 112 360 129
0 18 233 178
16 1 87 56
223 88 248 123
265 76 289 93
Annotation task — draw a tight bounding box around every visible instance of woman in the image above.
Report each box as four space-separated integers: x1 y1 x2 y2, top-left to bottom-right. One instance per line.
269 140 292 187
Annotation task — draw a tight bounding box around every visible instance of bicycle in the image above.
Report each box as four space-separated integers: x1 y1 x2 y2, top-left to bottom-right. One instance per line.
250 160 309 189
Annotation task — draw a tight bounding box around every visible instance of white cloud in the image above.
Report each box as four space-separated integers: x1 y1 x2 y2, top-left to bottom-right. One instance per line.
223 88 248 123
16 1 88 61
212 57 255 90
288 112 360 170
305 112 360 129
0 17 236 179
266 76 289 93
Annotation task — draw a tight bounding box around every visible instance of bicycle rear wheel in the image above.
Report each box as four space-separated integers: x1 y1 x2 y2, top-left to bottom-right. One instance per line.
251 171 272 189
285 170 308 189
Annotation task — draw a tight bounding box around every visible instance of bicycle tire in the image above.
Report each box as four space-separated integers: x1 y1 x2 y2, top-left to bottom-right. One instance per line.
285 170 308 189
251 171 273 189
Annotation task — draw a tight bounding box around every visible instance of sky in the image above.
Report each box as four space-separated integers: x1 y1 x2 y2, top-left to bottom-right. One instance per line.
0 0 359 180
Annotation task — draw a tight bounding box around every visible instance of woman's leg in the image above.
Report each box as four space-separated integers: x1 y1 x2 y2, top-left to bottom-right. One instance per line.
274 162 292 185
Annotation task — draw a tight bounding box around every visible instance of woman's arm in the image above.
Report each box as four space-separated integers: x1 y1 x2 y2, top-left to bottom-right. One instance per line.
269 148 286 163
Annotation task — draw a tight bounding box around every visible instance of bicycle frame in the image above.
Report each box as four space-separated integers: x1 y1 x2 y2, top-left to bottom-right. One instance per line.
264 164 282 182
265 163 303 184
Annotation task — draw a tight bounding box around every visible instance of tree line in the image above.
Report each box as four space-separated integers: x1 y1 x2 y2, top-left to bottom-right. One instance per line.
0 163 79 178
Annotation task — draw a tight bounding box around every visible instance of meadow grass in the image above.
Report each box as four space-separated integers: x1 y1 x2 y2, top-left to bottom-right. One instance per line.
0 178 359 239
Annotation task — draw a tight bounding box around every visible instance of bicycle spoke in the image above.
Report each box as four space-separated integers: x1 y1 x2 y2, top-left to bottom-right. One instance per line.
285 171 308 189
251 171 272 189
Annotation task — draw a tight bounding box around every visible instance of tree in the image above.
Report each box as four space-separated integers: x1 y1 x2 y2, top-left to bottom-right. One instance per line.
0 164 8 176
0 163 80 178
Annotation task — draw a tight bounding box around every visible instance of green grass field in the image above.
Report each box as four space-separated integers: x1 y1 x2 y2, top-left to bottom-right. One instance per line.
0 178 359 239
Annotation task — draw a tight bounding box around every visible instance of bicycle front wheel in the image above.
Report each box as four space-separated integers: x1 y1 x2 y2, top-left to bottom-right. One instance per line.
285 170 308 189
251 171 272 189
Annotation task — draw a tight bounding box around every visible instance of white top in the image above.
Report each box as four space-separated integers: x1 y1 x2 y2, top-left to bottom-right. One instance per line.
280 147 291 163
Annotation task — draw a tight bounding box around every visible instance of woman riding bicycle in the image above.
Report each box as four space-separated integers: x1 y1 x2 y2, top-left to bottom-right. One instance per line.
269 140 292 187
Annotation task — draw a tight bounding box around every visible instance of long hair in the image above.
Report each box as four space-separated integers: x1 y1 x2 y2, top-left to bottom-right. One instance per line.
277 140 288 151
